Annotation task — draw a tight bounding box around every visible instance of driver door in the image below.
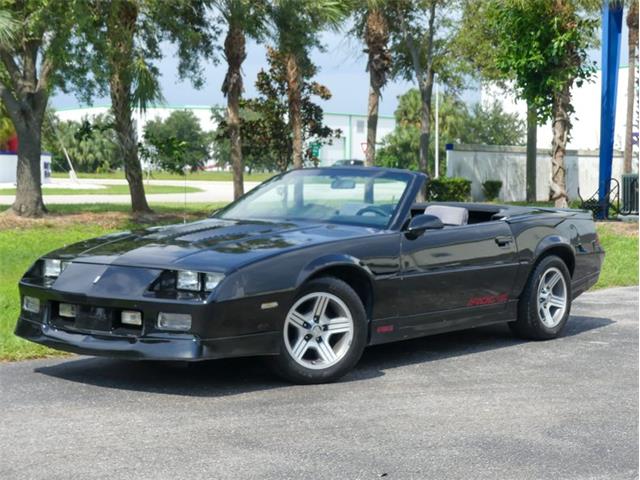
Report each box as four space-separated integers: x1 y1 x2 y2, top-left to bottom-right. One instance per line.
397 220 519 326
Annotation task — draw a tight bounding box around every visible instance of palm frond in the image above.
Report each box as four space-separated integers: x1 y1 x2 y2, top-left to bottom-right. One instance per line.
0 10 17 47
130 55 164 112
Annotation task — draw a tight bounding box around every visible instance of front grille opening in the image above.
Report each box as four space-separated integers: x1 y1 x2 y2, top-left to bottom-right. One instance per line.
50 302 143 335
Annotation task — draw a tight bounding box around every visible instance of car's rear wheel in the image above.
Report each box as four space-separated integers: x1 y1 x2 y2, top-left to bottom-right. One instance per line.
509 255 572 340
270 277 367 384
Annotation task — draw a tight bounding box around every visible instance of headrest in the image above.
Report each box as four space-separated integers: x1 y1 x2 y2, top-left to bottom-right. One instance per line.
424 205 468 226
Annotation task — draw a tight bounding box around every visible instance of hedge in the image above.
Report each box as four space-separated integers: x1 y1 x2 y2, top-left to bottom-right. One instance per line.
427 177 472 202
482 180 503 201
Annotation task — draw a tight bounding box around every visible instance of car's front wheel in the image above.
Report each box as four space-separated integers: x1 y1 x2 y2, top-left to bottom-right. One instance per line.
270 277 367 384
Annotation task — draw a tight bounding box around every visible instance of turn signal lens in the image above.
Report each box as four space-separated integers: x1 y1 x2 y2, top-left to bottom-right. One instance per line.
23 296 40 314
157 312 191 331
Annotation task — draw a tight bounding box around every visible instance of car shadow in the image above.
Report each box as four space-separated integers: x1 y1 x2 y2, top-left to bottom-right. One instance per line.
34 314 613 397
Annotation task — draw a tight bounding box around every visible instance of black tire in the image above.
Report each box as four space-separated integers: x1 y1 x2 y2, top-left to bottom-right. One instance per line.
509 255 572 340
269 277 367 384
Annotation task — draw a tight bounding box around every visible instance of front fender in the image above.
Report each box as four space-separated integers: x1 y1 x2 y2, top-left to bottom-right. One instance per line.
296 254 374 289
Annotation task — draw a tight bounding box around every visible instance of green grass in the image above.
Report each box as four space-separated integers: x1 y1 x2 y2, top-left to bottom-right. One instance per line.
0 223 114 361
45 202 222 216
52 170 275 182
594 223 638 289
0 203 224 361
0 204 636 361
0 184 202 196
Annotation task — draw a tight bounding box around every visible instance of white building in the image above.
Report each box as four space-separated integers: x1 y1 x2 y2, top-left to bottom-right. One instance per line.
55 105 396 167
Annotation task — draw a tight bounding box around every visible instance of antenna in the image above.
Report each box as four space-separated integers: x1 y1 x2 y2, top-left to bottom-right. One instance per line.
182 165 191 224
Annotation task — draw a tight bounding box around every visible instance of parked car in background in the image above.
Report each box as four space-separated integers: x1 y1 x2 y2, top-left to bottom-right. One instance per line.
332 159 364 167
16 167 604 383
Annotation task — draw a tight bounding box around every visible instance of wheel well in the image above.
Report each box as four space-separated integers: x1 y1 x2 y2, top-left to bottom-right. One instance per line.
307 265 374 320
538 246 575 277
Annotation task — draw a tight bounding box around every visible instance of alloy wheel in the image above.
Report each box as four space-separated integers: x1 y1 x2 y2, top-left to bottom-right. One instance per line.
536 266 568 328
283 292 354 370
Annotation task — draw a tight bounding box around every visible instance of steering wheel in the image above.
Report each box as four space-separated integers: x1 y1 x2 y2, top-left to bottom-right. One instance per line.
356 205 389 217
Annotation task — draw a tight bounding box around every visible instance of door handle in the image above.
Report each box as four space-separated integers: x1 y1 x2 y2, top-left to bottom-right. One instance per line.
495 236 513 247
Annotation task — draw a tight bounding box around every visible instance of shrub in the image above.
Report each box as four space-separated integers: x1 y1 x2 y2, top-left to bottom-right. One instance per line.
482 180 503 201
427 177 471 201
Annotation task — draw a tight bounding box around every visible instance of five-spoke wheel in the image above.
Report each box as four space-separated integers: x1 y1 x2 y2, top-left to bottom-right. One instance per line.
510 255 572 340
271 277 367 384
284 292 354 369
536 267 567 328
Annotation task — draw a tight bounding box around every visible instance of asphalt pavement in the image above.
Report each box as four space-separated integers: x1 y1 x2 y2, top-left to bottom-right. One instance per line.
0 286 637 480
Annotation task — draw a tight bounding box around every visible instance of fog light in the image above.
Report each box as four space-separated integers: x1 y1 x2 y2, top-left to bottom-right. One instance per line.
23 296 40 314
59 303 77 318
121 310 142 327
157 312 191 331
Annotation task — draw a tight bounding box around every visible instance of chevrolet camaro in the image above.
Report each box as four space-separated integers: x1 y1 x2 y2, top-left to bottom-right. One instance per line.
15 167 604 383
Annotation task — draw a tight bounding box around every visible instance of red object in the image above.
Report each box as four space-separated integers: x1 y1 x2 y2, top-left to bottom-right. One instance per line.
6 135 18 152
376 325 394 334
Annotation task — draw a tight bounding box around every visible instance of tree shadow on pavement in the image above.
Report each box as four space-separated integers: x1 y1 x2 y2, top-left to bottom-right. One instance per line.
34 314 613 397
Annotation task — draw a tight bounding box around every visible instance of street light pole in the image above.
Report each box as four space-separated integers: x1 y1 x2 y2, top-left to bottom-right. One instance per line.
435 76 439 179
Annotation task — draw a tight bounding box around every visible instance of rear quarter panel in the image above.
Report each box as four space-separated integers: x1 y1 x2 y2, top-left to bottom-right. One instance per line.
507 212 604 298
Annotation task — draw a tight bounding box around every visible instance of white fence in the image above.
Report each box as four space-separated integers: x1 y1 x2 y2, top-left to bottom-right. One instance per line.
446 144 627 202
0 153 52 184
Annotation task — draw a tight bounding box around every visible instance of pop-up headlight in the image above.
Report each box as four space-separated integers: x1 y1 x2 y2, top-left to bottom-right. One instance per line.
177 270 201 291
43 259 70 278
204 273 224 291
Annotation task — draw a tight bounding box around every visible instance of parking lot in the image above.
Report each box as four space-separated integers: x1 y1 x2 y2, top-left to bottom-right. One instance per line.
0 286 637 480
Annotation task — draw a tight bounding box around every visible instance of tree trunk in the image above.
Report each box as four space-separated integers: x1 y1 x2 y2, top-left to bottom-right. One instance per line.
107 1 151 215
526 103 537 202
223 23 246 199
364 8 390 167
419 70 435 177
0 41 49 217
12 120 46 217
624 0 638 174
286 53 303 169
550 84 571 208
366 83 379 167
110 72 151 214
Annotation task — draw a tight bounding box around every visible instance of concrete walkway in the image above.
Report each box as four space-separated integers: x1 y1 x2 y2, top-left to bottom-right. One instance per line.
0 178 261 205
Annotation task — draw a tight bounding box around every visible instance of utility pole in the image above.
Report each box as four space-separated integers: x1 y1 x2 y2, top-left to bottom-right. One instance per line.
435 77 440 178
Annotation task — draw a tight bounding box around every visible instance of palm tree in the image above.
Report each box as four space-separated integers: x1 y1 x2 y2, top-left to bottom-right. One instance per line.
102 0 160 215
624 0 638 174
216 1 267 199
269 0 348 168
355 2 392 167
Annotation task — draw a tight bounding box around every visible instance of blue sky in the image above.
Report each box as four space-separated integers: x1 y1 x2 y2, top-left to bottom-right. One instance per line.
52 21 630 117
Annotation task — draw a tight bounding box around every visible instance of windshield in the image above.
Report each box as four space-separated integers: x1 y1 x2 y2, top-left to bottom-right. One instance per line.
216 169 412 228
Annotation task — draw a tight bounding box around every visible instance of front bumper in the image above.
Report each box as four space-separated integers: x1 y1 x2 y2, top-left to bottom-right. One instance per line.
15 316 280 361
15 274 286 361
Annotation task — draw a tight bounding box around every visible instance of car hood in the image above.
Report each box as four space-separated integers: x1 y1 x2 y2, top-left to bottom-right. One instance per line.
47 218 376 273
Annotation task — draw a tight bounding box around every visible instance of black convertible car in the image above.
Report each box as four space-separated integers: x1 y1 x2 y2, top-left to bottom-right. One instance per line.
16 167 604 383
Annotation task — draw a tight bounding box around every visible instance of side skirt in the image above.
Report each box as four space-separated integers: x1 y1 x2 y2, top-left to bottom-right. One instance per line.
368 300 518 346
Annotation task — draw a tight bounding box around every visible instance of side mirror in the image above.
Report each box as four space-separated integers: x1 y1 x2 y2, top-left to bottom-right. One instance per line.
405 214 443 239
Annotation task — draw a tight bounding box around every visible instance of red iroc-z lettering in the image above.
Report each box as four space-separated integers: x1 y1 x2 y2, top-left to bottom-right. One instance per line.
467 293 509 307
